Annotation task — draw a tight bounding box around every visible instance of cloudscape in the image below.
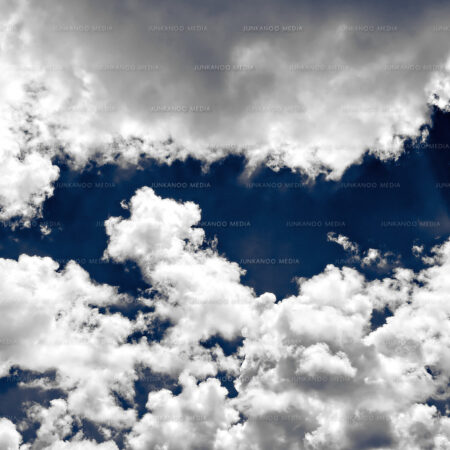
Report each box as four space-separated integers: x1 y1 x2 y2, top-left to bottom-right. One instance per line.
0 0 450 449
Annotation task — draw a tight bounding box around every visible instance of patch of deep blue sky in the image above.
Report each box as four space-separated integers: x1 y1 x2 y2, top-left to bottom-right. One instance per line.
1 109 449 301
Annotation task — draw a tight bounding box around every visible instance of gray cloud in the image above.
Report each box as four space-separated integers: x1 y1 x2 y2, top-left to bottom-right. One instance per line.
1 0 450 222
2 0 450 179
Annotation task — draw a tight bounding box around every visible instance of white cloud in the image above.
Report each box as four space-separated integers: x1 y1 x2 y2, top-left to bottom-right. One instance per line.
19 399 120 450
1 1 449 440
36 441 119 450
103 188 450 449
0 146 59 225
0 0 448 229
328 233 394 268
361 248 389 267
327 232 359 254
104 187 264 378
1 189 450 449
25 399 73 450
127 374 238 450
0 419 22 450
0 0 449 223
104 188 205 267
412 244 424 256
0 61 60 224
0 255 153 430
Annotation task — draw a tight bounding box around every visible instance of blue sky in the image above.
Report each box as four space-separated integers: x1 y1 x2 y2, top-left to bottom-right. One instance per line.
1 109 448 300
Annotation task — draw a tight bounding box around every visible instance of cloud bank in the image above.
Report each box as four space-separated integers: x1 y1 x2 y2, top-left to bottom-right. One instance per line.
2 0 450 221
1 188 449 448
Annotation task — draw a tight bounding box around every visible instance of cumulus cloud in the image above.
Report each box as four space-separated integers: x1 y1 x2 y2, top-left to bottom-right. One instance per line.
103 188 450 449
328 232 395 269
104 187 264 378
327 232 360 254
361 248 390 268
31 441 119 450
0 148 59 225
0 0 449 228
24 399 73 449
1 189 450 448
0 418 22 450
0 80 59 224
412 244 424 257
0 254 157 439
127 374 238 450
224 249 450 449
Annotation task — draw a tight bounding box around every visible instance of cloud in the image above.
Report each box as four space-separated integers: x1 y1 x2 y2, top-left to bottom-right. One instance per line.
1 0 449 440
104 188 205 267
328 232 394 268
1 188 450 448
127 374 238 450
0 0 449 229
412 244 424 257
0 149 59 225
361 248 389 267
1 0 450 223
104 187 264 378
0 418 22 450
104 188 450 449
327 232 360 254
34 441 119 450
25 399 73 449
0 98 59 224
0 255 153 432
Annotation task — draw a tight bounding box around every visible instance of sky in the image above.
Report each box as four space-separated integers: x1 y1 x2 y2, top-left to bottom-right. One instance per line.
0 0 450 449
